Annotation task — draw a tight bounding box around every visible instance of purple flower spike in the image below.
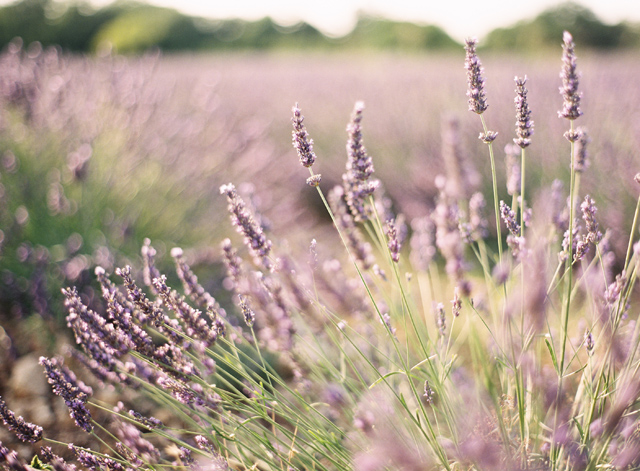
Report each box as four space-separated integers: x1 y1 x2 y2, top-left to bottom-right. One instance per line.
464 38 488 114
0 396 43 442
514 76 534 148
39 356 93 433
220 183 272 269
291 103 317 168
559 31 583 121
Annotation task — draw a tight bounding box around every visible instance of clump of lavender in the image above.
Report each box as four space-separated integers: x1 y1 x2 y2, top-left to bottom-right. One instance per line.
559 31 583 121
342 101 379 222
464 38 488 114
0 396 43 443
220 183 273 269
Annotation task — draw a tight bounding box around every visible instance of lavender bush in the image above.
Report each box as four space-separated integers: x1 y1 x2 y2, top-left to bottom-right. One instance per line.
2 32 640 470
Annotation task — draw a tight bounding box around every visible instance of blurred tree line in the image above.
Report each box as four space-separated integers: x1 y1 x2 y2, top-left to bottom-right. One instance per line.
2 0 638 54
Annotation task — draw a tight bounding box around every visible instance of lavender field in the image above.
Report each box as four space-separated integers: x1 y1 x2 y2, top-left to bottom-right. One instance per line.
1 35 640 470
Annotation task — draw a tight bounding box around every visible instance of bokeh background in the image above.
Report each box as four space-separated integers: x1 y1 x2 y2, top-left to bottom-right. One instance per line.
1 0 640 456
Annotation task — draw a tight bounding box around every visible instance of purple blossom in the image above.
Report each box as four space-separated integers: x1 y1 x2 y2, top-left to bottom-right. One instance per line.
342 101 379 222
116 266 165 327
171 247 217 310
385 219 401 263
0 442 28 471
451 288 462 317
514 76 534 148
574 127 590 172
559 31 583 120
0 396 43 442
468 192 489 241
464 38 488 114
69 444 127 471
436 303 446 337
220 183 272 269
238 294 255 327
423 381 435 404
128 410 163 429
141 238 161 291
153 274 218 349
291 103 316 168
328 185 374 270
40 356 93 433
306 174 321 187
505 143 521 196
500 200 520 236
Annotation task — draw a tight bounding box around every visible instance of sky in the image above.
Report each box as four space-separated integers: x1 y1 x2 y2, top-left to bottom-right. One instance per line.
95 0 640 41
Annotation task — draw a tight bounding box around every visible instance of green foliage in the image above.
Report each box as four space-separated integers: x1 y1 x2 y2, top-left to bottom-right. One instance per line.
0 0 462 54
484 2 632 51
346 15 460 51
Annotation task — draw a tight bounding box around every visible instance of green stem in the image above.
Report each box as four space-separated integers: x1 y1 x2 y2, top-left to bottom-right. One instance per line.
624 194 640 270
480 114 503 262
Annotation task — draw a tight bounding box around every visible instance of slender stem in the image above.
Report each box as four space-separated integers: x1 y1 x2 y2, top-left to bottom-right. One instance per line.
480 114 503 262
624 194 640 269
560 120 577 375
520 147 526 235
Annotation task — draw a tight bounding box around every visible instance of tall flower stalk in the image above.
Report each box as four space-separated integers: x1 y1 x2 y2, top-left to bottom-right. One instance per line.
558 31 583 377
464 37 503 262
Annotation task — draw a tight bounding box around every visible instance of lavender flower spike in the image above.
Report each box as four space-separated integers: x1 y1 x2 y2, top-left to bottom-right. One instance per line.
39 356 93 433
343 101 379 222
291 103 316 168
500 200 520 236
0 396 43 442
574 127 590 172
464 38 488 114
514 76 534 148
220 183 272 269
385 219 401 263
559 31 582 120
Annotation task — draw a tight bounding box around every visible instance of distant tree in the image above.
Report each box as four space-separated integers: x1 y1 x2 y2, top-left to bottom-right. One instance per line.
484 2 628 50
345 14 459 50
